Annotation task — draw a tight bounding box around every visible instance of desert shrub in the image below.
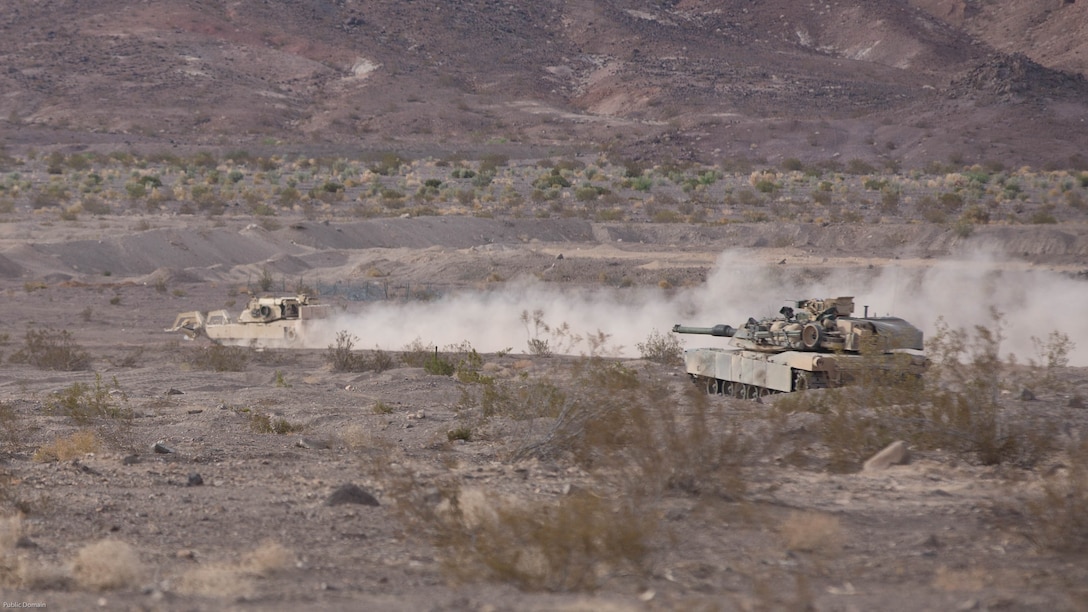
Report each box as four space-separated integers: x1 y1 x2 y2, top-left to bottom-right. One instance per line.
9 328 91 371
379 469 655 592
447 490 652 591
532 170 571 190
917 196 947 223
327 330 365 372
651 209 683 223
779 511 844 554
248 411 304 434
257 267 275 292
518 310 603 356
1016 438 1088 553
176 541 292 599
777 312 1058 470
45 374 130 423
512 359 749 496
186 344 249 372
781 158 804 172
1029 208 1058 224
753 179 778 193
400 338 431 367
33 429 102 462
325 331 394 373
424 349 456 376
370 153 404 176
637 329 684 365
456 371 566 422
478 153 508 174
447 426 472 442
845 159 876 175
72 540 145 591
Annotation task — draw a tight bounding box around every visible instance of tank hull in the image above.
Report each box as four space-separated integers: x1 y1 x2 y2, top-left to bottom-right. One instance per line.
203 319 308 346
167 295 328 347
682 346 927 397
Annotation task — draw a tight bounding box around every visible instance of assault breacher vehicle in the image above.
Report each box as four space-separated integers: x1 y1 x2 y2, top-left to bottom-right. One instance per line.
167 295 329 346
672 297 926 398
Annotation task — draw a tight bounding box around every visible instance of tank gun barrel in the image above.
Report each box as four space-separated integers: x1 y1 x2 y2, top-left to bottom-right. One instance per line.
671 324 737 337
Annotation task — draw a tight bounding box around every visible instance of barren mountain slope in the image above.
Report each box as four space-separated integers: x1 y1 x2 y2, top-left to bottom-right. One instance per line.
912 0 1088 77
1 0 1086 166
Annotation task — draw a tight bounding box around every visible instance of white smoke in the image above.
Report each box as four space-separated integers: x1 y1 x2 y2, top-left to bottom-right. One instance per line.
309 248 1088 366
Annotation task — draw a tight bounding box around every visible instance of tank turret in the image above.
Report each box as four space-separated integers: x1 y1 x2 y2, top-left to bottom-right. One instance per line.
673 296 923 354
672 297 927 398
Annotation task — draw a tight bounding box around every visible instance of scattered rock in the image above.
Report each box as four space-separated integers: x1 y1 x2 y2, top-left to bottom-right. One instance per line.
122 455 140 465
186 473 204 487
1019 387 1036 401
165 388 184 395
325 484 380 507
1069 396 1085 409
152 441 174 454
16 536 38 549
72 460 100 475
556 253 563 260
862 440 909 472
297 437 330 450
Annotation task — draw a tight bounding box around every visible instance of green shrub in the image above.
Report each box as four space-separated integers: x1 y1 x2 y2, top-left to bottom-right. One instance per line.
424 349 455 376
637 329 684 365
326 331 394 373
46 374 130 423
9 328 91 371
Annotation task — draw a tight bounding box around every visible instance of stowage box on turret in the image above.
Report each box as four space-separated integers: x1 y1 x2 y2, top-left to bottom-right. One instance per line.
672 297 927 398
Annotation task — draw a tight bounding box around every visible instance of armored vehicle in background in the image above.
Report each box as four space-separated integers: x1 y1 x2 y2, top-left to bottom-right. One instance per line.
167 295 329 346
672 297 926 398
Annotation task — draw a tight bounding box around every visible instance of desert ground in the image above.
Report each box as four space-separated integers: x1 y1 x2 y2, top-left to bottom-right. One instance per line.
1 175 1088 610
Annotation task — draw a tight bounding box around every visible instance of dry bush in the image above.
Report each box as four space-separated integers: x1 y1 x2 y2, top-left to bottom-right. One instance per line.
247 411 304 435
9 328 91 371
1017 438 1088 553
72 539 144 591
185 343 249 372
513 358 749 497
779 511 844 554
176 541 292 598
33 430 101 462
775 312 1058 471
441 490 653 591
0 514 21 586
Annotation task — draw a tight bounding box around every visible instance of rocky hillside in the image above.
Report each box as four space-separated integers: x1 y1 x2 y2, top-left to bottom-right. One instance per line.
1 0 1086 167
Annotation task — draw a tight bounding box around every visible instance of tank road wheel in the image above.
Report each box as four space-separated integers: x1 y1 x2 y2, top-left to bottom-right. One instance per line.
706 378 720 395
801 323 823 350
738 384 749 400
793 370 810 392
723 382 735 397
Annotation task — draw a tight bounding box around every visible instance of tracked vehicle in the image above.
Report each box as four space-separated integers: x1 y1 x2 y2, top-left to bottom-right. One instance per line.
672 297 926 398
167 295 329 346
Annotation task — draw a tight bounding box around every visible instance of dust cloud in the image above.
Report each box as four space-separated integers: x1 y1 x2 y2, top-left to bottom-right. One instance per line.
316 249 1088 366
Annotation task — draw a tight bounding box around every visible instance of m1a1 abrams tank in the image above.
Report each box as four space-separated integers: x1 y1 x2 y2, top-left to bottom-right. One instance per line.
672 297 927 398
166 295 329 346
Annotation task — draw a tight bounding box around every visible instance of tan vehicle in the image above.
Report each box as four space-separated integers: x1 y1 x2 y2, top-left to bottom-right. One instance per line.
672 297 927 398
167 295 329 346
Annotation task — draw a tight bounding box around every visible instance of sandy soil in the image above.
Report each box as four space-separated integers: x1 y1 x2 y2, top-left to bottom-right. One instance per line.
1 213 1087 611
